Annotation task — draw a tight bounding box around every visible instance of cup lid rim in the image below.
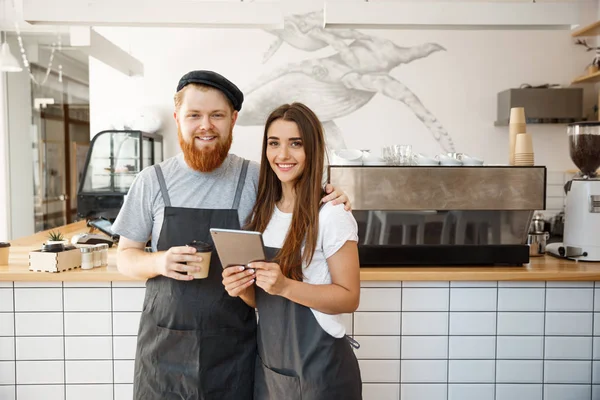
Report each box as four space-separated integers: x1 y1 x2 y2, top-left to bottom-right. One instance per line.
187 240 213 251
0 242 10 248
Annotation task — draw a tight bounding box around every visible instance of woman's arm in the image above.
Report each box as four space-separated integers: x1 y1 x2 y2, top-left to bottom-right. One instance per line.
252 240 360 314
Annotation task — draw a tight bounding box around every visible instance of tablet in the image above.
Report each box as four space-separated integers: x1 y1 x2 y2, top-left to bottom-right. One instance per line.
209 228 267 268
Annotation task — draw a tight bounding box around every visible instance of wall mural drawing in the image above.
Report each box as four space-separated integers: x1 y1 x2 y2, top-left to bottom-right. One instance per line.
236 9 456 153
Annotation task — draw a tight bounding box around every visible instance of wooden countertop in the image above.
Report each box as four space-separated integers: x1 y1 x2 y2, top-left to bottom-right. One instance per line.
1 221 130 282
2 221 600 282
359 256 600 281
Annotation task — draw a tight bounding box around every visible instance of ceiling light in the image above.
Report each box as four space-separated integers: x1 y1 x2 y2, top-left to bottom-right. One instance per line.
22 0 284 30
323 1 580 30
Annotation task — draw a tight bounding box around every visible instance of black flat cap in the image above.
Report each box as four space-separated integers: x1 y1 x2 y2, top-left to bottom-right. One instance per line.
176 70 244 111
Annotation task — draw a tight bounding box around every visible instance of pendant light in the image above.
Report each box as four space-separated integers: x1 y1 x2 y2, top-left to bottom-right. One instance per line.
0 31 22 73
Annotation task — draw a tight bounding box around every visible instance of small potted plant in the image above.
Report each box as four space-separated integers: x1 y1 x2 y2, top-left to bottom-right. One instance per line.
43 230 68 252
575 39 600 75
47 230 67 244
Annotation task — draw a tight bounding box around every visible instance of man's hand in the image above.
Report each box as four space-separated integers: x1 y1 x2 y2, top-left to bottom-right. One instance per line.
223 266 256 297
321 183 351 211
154 246 204 281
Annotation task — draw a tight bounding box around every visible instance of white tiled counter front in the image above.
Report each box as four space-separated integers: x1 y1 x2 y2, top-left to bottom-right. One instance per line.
0 281 144 400
1 280 600 400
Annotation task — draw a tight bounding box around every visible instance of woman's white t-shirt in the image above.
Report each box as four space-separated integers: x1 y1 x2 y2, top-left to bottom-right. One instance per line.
261 202 358 338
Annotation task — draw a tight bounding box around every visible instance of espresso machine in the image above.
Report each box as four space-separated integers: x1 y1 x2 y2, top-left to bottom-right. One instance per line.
550 122 600 261
328 165 546 266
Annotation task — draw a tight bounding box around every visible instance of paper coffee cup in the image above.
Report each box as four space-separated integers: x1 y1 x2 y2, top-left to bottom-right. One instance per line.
0 242 10 265
509 107 526 124
515 133 533 154
186 240 213 279
508 120 526 165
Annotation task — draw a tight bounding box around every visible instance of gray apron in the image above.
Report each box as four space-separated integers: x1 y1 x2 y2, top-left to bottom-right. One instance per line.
254 247 362 400
133 161 256 400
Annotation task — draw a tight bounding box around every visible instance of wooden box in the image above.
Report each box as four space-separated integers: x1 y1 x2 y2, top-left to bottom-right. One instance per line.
29 248 82 273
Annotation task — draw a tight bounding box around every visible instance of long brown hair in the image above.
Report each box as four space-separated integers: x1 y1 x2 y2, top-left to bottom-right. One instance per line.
245 103 327 281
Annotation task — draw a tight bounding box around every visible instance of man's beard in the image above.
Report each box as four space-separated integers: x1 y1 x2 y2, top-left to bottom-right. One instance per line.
178 129 233 172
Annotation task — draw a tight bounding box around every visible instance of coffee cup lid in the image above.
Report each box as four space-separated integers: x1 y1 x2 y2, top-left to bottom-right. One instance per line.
186 240 213 252
0 242 10 248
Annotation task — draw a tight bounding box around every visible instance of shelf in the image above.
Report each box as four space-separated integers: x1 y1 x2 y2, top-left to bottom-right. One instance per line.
494 119 581 126
571 70 600 84
571 20 600 37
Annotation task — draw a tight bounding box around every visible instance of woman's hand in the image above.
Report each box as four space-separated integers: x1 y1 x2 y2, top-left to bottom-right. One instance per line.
251 262 290 296
222 266 255 297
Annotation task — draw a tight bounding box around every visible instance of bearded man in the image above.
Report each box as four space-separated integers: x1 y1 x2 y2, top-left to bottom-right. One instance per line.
111 70 349 400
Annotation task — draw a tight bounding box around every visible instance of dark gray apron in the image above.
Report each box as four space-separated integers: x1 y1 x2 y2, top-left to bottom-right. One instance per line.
133 161 256 400
254 247 362 400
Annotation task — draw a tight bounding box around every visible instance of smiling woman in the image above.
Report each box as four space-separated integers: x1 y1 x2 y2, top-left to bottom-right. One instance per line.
266 119 306 189
253 103 329 280
223 102 363 400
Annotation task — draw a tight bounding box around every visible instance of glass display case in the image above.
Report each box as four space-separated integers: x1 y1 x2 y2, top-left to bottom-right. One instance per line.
77 130 163 220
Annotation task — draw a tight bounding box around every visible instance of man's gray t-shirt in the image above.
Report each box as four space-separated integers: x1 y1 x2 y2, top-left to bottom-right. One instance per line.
112 153 259 251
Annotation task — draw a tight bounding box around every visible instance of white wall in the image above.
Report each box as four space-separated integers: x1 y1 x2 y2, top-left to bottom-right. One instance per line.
0 37 35 241
6 38 34 240
0 72 11 242
90 3 597 173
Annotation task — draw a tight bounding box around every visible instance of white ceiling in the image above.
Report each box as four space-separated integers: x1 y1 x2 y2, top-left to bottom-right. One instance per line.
1 0 89 67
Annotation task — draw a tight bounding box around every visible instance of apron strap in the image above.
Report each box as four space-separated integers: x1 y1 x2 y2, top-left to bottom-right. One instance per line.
153 164 172 207
232 159 249 209
345 335 361 349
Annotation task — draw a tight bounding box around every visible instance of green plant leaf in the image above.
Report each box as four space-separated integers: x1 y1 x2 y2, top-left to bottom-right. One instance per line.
47 230 64 241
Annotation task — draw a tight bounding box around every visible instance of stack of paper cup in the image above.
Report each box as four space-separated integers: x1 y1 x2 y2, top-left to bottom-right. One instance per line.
514 133 534 166
509 107 527 165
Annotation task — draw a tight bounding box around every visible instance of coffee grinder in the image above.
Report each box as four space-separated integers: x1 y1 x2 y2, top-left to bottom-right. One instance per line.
554 122 600 261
